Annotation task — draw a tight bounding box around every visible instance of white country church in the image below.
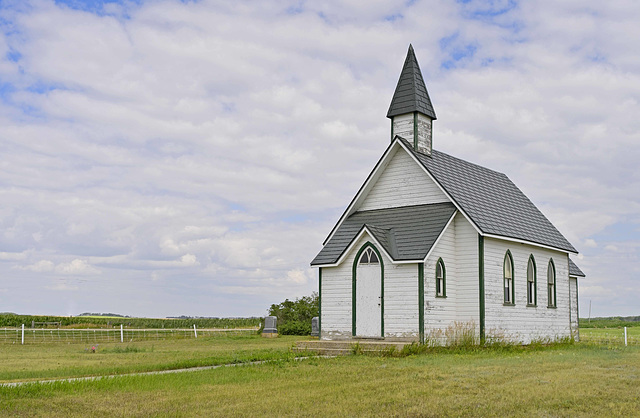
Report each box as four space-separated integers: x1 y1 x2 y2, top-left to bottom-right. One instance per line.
311 45 585 344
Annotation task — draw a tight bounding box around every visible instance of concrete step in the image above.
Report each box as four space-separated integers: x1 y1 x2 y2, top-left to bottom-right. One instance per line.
294 339 414 356
292 347 352 356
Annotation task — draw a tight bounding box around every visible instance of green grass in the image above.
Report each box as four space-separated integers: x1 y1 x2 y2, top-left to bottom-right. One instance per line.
580 326 640 345
0 334 303 382
2 333 640 416
1 342 639 416
579 316 640 329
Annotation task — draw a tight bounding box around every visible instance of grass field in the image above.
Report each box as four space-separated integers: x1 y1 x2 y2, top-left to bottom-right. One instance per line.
580 326 640 345
0 334 301 383
1 333 640 416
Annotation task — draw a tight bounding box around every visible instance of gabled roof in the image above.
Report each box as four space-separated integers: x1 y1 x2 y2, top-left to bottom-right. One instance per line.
311 202 456 266
398 138 577 253
387 45 437 119
569 258 585 277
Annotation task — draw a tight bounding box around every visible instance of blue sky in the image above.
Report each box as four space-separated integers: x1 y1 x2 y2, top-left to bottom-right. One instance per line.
0 0 638 318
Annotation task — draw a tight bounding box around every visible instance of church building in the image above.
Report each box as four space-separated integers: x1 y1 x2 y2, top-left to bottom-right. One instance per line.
311 45 585 344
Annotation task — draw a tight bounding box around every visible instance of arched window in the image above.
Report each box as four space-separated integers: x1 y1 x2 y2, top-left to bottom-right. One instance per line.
436 258 446 297
359 247 379 265
527 255 537 306
504 251 514 304
547 259 556 307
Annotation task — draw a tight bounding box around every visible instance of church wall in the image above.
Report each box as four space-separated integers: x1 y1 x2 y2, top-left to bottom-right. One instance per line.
423 214 458 340
384 262 419 339
320 235 364 340
453 214 481 337
483 238 571 343
569 277 579 340
320 232 420 341
358 148 449 212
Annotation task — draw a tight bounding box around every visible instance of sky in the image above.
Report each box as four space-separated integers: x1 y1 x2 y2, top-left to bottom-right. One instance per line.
0 0 638 319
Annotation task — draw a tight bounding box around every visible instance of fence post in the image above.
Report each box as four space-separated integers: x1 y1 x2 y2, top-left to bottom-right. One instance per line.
193 324 197 339
121 324 124 343
624 327 628 346
21 324 24 345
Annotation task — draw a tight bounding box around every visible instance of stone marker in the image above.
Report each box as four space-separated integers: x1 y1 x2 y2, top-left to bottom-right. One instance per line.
262 316 278 338
311 317 319 337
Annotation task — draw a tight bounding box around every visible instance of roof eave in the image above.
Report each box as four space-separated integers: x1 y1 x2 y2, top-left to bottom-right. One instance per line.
482 233 578 255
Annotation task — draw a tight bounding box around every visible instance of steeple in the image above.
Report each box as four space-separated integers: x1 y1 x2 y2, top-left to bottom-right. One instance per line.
387 44 436 155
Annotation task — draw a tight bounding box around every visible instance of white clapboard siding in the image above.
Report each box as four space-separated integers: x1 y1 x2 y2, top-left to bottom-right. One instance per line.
384 262 419 339
392 113 414 143
358 148 448 211
321 232 420 340
483 237 571 343
454 213 480 330
569 277 579 340
424 215 457 333
321 234 368 340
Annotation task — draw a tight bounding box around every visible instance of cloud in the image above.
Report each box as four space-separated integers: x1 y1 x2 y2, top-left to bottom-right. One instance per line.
0 251 28 261
19 260 55 272
16 258 101 275
54 259 101 275
0 0 638 317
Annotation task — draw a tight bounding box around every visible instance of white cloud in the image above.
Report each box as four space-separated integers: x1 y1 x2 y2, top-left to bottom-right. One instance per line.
19 260 55 272
55 259 101 275
0 0 638 317
0 251 28 261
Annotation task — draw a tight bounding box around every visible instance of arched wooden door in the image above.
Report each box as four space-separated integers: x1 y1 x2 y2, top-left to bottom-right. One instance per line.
354 246 382 338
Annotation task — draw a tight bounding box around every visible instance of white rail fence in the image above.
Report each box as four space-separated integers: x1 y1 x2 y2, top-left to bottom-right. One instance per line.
580 327 638 346
1 326 259 344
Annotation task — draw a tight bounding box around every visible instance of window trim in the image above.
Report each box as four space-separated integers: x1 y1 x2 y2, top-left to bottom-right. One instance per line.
435 258 446 298
547 258 557 308
503 251 515 306
359 247 379 265
526 255 537 307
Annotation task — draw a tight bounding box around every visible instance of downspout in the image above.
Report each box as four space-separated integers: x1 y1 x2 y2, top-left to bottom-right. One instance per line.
418 263 424 344
478 234 485 343
318 267 322 339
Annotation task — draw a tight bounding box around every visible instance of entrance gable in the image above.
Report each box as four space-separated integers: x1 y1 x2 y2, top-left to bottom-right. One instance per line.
358 146 448 212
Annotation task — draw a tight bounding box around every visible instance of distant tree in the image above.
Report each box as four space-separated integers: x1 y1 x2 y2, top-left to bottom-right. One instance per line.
268 292 318 335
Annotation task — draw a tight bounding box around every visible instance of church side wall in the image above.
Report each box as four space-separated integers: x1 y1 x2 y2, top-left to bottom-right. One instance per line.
423 215 458 340
569 277 579 340
484 238 571 343
453 213 481 336
358 148 448 212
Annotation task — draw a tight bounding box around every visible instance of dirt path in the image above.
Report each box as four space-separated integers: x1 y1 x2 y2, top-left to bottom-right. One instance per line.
0 356 327 388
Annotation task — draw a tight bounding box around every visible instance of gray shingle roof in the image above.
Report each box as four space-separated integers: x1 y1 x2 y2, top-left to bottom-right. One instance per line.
387 45 437 119
569 258 585 277
400 138 577 253
311 202 456 266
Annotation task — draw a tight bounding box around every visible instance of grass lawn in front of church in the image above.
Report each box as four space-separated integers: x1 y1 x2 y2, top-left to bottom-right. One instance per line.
1 336 639 416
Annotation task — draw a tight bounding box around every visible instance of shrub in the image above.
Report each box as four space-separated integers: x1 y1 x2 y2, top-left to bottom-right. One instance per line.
267 293 318 335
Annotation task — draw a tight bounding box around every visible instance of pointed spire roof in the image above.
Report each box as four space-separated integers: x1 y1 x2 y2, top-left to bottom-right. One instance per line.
386 44 437 120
